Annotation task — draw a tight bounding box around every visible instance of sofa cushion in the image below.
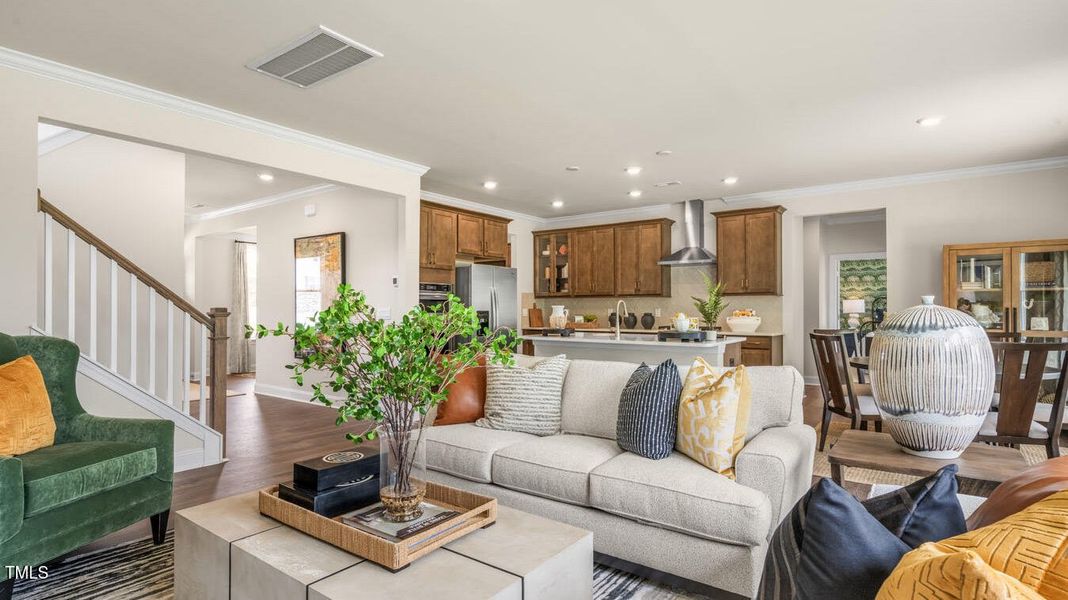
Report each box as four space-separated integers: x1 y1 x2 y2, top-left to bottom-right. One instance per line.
425 423 534 483
434 356 486 426
477 354 570 436
19 441 157 517
745 366 805 440
492 434 623 505
616 360 682 459
560 359 642 440
590 451 772 547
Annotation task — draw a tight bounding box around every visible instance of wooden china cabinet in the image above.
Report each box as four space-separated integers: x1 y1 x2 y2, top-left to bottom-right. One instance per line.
942 239 1068 337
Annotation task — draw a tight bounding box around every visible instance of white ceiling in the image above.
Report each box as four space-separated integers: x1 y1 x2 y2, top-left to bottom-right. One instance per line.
184 153 324 215
5 1 1068 217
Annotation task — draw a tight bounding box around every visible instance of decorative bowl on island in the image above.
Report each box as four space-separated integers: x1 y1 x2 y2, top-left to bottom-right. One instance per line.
725 310 761 333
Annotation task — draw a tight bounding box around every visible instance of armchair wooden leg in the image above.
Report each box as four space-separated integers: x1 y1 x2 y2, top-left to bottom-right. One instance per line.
150 510 170 545
1 577 13 600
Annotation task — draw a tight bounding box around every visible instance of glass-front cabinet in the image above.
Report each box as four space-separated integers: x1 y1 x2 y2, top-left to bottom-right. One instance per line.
943 240 1068 337
534 232 572 296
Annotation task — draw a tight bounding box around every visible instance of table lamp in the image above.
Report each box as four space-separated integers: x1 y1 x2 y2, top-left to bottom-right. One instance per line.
842 299 866 329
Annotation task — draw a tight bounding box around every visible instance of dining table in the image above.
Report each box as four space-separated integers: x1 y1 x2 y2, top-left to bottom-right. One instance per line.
849 355 1062 380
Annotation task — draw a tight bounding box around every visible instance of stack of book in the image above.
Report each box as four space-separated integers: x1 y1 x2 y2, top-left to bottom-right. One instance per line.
342 502 461 547
278 446 381 518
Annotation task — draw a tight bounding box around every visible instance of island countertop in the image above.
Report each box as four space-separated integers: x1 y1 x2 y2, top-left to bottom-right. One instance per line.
525 332 743 366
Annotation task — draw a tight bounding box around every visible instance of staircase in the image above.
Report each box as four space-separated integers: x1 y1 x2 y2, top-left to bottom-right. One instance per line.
36 193 227 470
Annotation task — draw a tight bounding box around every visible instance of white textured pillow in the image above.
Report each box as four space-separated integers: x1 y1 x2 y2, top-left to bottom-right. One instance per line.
476 354 570 436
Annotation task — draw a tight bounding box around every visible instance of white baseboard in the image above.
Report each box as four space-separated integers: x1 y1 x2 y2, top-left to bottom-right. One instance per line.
254 382 342 405
803 375 820 386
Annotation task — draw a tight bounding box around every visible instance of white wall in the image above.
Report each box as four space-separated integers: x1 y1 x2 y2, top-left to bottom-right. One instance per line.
38 133 187 291
193 235 236 314
186 186 401 400
714 164 1068 372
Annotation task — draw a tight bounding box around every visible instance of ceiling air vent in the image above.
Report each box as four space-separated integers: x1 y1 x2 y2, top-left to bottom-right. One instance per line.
247 26 382 88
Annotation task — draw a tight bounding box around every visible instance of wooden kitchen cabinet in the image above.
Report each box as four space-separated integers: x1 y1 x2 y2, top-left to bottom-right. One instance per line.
533 218 671 298
572 227 615 296
483 219 508 259
422 206 457 269
728 335 783 366
714 206 785 295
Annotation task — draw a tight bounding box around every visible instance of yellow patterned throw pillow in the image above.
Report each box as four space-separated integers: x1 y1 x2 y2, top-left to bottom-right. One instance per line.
675 358 751 478
877 491 1068 600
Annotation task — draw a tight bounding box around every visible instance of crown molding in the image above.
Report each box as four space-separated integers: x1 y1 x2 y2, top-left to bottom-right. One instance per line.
721 155 1068 204
540 201 678 228
38 127 90 156
420 190 547 224
189 183 338 222
0 46 430 175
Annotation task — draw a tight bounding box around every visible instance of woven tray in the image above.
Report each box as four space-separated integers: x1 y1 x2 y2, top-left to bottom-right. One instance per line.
259 481 497 571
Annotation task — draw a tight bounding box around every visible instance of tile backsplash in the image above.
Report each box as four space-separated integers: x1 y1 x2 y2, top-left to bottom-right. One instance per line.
531 267 784 333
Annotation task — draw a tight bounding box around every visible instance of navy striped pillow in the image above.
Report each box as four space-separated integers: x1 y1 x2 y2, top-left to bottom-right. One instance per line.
616 360 683 459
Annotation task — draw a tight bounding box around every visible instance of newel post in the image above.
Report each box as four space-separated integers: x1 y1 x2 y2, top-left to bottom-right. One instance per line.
208 307 230 456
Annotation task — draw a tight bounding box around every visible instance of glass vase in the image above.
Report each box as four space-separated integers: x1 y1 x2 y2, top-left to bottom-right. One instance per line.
377 417 428 522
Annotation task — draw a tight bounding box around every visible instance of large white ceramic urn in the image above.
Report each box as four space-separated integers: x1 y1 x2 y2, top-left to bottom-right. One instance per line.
868 295 994 459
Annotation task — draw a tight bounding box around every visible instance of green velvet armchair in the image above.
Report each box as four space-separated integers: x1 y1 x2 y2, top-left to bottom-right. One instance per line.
0 333 173 599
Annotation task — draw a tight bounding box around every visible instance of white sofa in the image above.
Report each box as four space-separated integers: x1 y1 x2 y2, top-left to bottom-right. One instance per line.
425 355 816 599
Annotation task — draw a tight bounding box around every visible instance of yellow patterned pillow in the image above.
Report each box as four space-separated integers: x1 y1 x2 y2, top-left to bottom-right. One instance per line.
675 358 751 477
877 491 1068 600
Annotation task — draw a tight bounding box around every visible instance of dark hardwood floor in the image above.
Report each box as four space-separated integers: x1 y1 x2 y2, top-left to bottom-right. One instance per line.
81 374 374 552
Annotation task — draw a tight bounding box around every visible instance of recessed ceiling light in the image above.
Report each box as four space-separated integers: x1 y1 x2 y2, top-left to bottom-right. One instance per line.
916 116 944 127
565 166 581 172
482 180 498 190
551 200 564 208
625 166 643 175
655 150 673 156
629 190 642 198
258 172 274 182
722 176 739 185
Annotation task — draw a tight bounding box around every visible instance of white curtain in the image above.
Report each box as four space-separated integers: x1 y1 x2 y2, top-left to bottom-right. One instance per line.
229 242 255 373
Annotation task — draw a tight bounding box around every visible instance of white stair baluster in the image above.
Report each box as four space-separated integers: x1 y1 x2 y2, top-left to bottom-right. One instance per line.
148 289 157 395
182 313 191 414
43 214 54 335
109 260 118 370
199 324 208 423
129 274 138 384
166 301 174 405
67 229 76 342
88 246 97 360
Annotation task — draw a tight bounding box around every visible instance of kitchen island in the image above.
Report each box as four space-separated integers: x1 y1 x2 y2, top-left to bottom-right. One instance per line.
526 332 745 366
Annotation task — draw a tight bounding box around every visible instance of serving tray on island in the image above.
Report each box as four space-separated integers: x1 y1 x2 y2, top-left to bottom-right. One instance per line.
259 481 497 571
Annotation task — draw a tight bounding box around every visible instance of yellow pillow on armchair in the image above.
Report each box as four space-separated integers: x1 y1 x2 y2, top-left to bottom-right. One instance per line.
0 355 56 455
877 491 1068 600
675 358 751 478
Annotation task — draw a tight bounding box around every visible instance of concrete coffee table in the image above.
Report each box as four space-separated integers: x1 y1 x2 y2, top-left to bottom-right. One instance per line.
174 491 592 600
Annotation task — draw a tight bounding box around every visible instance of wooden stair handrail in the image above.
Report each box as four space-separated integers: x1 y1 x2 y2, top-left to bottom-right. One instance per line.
38 193 213 329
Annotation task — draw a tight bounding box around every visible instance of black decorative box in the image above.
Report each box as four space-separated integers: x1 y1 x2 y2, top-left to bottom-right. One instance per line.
293 445 379 492
278 475 380 517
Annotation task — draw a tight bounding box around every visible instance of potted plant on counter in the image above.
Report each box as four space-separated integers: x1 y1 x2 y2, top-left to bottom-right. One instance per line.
692 272 729 331
248 283 517 522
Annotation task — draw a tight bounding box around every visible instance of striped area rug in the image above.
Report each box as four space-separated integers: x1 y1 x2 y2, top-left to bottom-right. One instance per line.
13 534 697 600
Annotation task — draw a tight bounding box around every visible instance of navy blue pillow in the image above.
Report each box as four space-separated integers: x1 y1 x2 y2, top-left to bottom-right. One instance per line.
758 465 965 600
615 360 682 459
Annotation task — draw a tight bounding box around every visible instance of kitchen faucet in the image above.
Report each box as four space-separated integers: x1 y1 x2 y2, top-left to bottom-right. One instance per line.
615 299 629 340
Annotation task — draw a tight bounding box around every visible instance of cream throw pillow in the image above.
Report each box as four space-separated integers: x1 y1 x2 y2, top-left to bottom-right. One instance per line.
675 358 751 478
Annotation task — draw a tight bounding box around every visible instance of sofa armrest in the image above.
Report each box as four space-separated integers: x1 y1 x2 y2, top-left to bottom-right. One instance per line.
0 456 24 543
735 423 816 529
65 414 174 482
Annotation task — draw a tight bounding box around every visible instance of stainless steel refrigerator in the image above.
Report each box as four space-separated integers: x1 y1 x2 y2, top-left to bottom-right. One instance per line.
454 265 518 337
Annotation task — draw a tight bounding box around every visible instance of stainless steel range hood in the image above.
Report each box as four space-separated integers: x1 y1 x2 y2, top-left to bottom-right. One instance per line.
658 199 716 266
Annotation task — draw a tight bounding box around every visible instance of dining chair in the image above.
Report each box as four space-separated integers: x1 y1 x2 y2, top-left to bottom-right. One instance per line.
975 340 1068 459
814 328 866 382
810 331 882 451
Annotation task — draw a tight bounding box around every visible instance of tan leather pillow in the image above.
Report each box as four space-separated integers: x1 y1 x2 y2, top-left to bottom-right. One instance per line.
434 357 486 426
0 355 57 455
967 455 1068 529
